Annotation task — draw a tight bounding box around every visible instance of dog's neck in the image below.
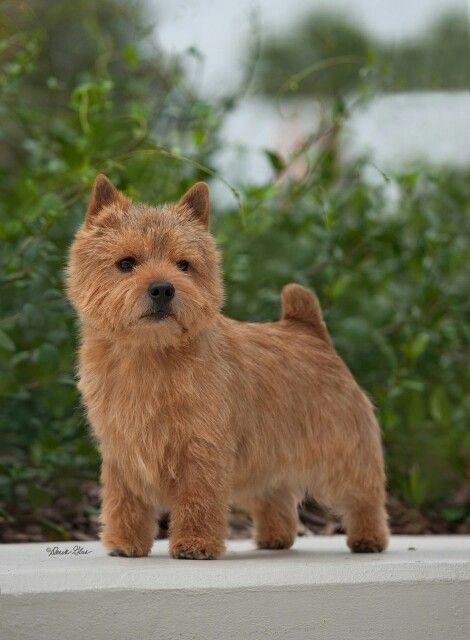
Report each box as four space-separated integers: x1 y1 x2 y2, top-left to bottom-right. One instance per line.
81 315 223 361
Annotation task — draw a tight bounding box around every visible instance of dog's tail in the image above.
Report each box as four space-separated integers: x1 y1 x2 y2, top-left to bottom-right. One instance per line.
281 283 331 344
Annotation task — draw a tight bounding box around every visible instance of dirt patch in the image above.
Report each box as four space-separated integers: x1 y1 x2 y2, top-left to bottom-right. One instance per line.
1 483 468 543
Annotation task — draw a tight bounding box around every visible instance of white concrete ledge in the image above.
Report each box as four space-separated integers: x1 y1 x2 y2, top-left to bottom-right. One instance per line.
1 536 469 639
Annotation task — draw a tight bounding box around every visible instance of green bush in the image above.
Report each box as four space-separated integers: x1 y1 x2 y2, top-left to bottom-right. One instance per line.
1 1 469 535
219 165 470 510
256 11 470 96
0 0 223 532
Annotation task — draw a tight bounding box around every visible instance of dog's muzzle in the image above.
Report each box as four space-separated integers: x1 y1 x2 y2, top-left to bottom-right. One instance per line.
143 281 175 321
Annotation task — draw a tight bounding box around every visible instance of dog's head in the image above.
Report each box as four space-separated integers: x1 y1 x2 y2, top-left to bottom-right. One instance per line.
67 175 223 347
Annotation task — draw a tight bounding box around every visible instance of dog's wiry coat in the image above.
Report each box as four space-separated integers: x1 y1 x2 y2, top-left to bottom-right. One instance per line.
67 176 389 559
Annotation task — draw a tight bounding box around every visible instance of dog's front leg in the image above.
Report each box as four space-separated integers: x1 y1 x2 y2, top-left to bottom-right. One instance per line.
169 443 229 560
100 460 157 557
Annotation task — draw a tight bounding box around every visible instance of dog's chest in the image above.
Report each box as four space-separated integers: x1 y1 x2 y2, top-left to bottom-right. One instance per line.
83 339 193 408
79 341 203 488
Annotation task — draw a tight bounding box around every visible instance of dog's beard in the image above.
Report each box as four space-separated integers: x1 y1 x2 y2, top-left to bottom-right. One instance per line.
139 309 174 322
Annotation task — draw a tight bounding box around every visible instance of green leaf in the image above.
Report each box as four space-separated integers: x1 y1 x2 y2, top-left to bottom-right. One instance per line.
33 343 60 372
328 274 352 299
0 329 15 352
40 519 70 541
122 45 139 66
408 333 430 361
430 387 451 425
28 485 51 508
264 149 285 173
441 506 466 523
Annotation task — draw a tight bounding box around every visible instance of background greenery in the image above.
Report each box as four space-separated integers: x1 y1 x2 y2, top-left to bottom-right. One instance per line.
256 11 470 96
1 0 469 538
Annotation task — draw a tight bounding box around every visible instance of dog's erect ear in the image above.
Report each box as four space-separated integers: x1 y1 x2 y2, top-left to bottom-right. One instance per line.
178 182 210 228
86 174 129 224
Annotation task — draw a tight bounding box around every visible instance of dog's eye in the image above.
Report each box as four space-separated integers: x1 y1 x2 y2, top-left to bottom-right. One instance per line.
177 260 189 272
116 257 137 272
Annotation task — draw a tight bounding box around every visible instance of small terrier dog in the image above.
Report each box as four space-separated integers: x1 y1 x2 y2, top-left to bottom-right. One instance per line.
67 175 389 559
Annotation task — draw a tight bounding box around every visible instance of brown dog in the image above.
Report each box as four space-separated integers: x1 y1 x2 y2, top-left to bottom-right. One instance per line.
67 175 389 559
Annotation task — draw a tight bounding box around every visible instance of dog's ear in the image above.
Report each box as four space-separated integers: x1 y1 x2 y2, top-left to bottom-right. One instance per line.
178 182 210 228
86 174 129 224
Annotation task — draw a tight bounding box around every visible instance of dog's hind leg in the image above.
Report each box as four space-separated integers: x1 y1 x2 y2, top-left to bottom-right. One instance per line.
307 382 389 553
338 433 389 553
309 464 389 553
342 499 389 553
241 484 299 550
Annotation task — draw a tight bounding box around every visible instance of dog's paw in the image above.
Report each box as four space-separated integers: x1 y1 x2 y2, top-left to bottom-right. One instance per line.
256 536 295 550
107 548 147 558
103 535 152 558
349 538 386 553
109 549 131 557
173 547 215 560
170 538 224 560
107 546 150 558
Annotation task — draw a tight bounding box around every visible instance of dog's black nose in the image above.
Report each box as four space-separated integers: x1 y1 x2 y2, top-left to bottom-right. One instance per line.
148 282 175 303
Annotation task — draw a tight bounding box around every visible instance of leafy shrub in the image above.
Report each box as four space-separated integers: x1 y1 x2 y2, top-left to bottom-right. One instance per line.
219 164 470 509
256 11 470 96
0 1 468 536
0 0 223 532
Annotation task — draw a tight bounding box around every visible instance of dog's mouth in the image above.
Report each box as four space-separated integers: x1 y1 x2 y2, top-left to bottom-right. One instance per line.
140 310 174 322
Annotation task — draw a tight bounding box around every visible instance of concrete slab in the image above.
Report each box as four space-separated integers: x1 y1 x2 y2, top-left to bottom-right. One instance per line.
1 536 469 640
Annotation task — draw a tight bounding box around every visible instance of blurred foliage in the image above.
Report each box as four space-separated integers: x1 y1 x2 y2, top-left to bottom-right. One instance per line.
219 164 470 513
0 0 224 535
256 12 470 96
0 1 469 537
